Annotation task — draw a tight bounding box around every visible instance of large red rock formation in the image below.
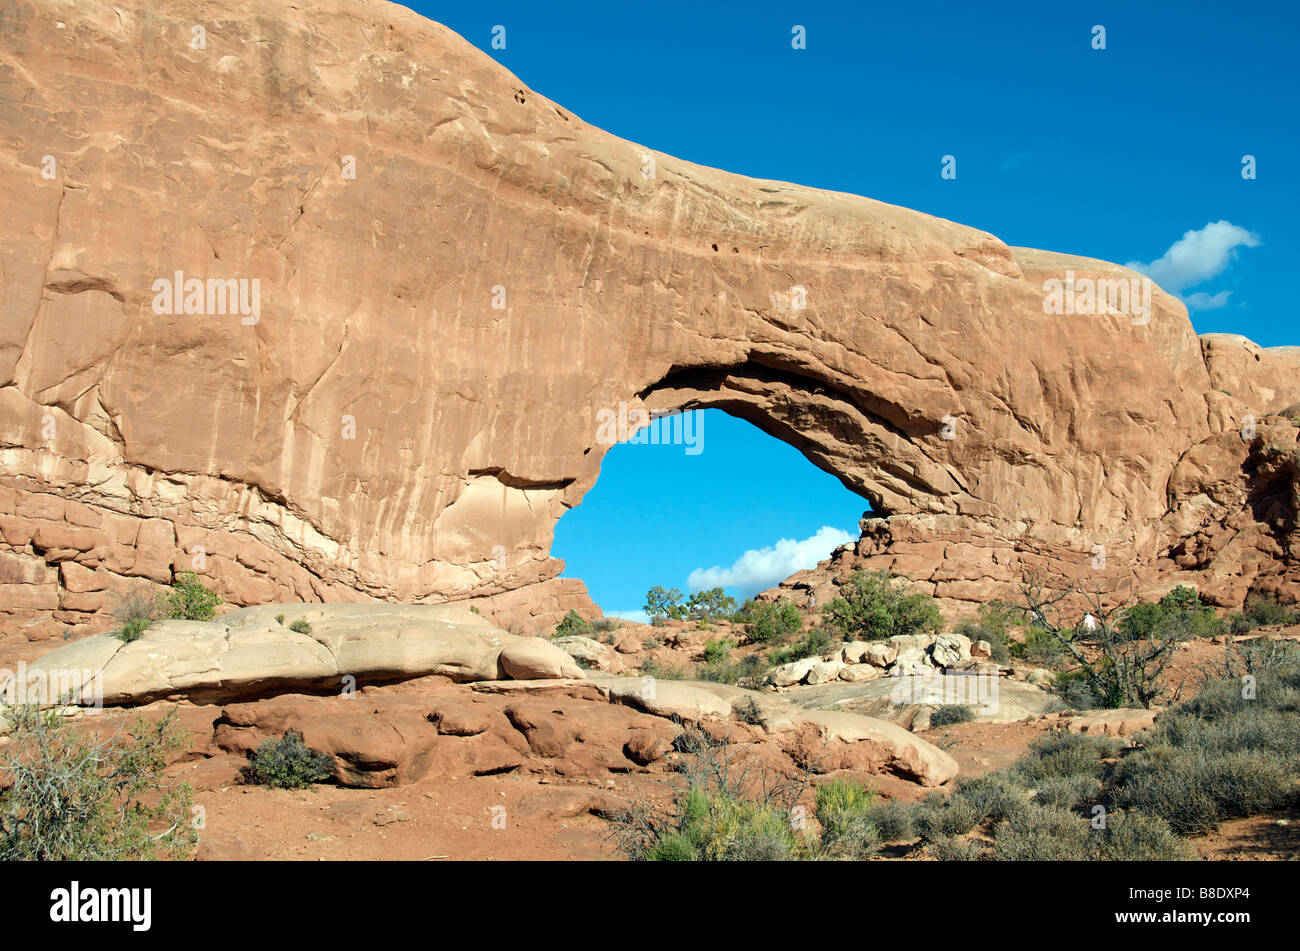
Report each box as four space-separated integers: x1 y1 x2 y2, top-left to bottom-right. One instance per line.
1 0 1297 639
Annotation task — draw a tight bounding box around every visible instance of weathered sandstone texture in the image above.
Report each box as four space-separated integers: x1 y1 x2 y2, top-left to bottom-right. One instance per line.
2 0 1298 640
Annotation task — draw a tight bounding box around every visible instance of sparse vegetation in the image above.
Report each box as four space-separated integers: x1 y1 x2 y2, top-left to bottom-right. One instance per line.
821 569 943 642
954 601 1016 663
736 598 803 643
767 627 835 667
554 609 593 637
240 730 333 789
0 706 197 860
1228 594 1300 635
288 618 312 635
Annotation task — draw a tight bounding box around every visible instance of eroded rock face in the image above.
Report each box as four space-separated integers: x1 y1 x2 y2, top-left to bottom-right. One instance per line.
1 0 1296 641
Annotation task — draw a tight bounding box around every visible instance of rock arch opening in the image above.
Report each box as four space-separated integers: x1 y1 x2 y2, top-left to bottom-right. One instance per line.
553 407 866 619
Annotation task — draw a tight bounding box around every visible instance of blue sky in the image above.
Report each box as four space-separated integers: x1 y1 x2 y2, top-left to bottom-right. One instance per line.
401 0 1299 619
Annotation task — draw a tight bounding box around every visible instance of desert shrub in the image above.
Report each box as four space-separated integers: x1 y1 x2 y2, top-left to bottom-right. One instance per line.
992 803 1090 860
1119 586 1225 641
1014 732 1119 785
1022 625 1067 668
914 793 981 839
0 706 197 860
767 628 835 667
240 730 333 789
1095 810 1193 860
1219 635 1300 677
821 570 942 642
702 636 734 664
645 787 803 861
275 613 286 625
639 656 691 681
696 652 771 690
930 704 975 727
592 617 620 633
953 772 1028 825
288 618 312 634
814 777 880 858
1107 666 1300 833
1054 670 1103 710
1033 774 1101 810
555 609 593 637
865 799 917 842
739 598 803 643
117 617 151 644
166 571 222 621
1229 594 1300 634
644 586 687 621
954 601 1017 663
928 835 986 861
112 585 166 628
611 724 814 861
1111 746 1293 835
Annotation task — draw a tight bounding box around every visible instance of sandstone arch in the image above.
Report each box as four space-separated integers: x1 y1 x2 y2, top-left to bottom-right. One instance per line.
1 0 1298 641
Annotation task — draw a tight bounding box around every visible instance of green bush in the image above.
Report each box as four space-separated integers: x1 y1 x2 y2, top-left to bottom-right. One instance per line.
702 636 734 664
646 786 806 861
930 704 975 727
240 730 333 789
821 570 942 642
739 598 803 643
289 618 312 634
814 778 880 858
166 571 222 621
118 616 151 643
1119 586 1225 641
0 706 197 860
554 609 593 637
592 617 620 633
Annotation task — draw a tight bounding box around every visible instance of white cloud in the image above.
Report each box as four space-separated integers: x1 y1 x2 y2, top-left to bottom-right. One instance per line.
1125 220 1259 293
604 609 649 625
687 526 856 598
1183 290 1233 311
